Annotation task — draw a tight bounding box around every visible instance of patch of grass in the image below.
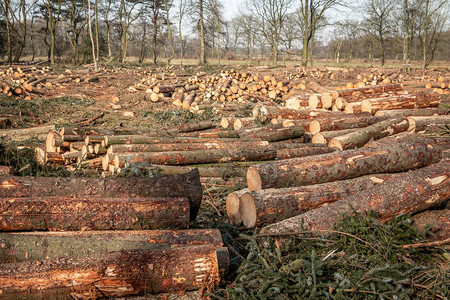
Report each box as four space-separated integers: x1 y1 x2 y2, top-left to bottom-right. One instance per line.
142 108 214 127
213 211 449 299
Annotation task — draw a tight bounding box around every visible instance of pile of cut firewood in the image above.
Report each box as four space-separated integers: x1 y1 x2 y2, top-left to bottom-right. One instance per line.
0 170 229 298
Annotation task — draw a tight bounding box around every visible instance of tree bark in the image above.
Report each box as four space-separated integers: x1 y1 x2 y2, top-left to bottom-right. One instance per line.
259 106 340 122
0 169 202 221
260 160 450 234
328 117 410 150
104 136 238 146
237 173 403 228
0 229 223 263
311 128 360 144
0 245 220 298
247 137 445 191
0 196 190 231
0 125 55 141
276 145 336 159
374 106 449 117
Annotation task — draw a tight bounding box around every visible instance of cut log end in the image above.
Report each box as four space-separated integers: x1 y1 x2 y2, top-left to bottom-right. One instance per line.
311 133 326 144
239 193 257 228
309 120 321 135
247 166 262 192
328 138 344 150
226 193 242 225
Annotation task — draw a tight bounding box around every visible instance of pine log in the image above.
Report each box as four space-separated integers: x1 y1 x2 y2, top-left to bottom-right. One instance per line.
0 196 190 231
237 173 403 228
0 125 55 141
124 163 247 178
361 92 441 114
0 245 220 298
311 128 360 144
276 145 336 159
0 169 202 220
308 113 383 134
233 117 257 130
259 106 340 122
112 147 277 167
261 160 450 234
331 83 403 98
171 120 214 133
0 229 223 263
407 115 450 132
328 117 410 150
104 136 239 146
239 126 305 142
107 141 271 154
226 189 250 225
247 137 445 191
373 106 449 117
411 210 450 241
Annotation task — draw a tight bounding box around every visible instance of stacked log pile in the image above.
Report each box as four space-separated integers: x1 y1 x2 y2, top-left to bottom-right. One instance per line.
223 81 449 243
0 170 229 298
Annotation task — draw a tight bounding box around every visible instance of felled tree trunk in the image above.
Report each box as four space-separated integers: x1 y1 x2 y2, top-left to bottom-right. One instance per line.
276 145 336 159
0 125 55 141
331 83 404 98
407 115 450 132
239 126 305 142
328 117 410 150
0 245 220 299
235 173 402 228
0 169 202 220
261 160 450 234
0 229 223 262
247 138 444 191
374 106 449 117
308 113 384 134
360 92 441 114
0 196 190 231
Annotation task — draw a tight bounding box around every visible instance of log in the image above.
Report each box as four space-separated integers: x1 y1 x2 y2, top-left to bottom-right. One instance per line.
308 112 382 134
0 169 202 221
226 189 250 225
407 115 450 132
112 147 277 167
0 245 220 298
331 83 404 98
373 106 449 117
0 166 14 175
0 229 223 263
311 128 360 144
0 125 55 141
237 173 403 228
361 92 441 114
411 210 450 241
247 137 445 191
239 126 305 142
107 141 271 154
261 160 450 234
171 120 214 133
328 117 410 150
104 136 239 146
124 163 247 178
233 117 257 130
0 196 190 231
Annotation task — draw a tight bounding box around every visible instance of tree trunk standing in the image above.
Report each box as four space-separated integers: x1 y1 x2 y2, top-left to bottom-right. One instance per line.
247 137 445 191
87 0 97 70
402 0 410 67
199 0 206 64
164 0 175 65
119 0 127 63
261 160 450 234
12 0 26 62
301 0 309 66
94 0 99 61
213 0 220 67
422 0 429 69
152 6 159 64
0 0 12 63
0 245 220 298
139 19 147 63
45 0 62 65
178 0 185 65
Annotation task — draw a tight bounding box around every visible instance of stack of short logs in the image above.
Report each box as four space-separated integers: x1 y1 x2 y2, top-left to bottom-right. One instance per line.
0 169 230 298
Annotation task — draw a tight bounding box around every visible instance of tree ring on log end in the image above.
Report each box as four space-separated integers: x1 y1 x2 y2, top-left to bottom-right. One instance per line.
328 138 343 150
240 193 257 228
247 166 262 191
226 193 242 225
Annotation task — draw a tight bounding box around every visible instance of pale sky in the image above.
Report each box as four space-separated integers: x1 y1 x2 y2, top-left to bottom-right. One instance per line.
222 0 245 20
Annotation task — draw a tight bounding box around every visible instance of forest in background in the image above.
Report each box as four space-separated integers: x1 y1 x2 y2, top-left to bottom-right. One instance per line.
0 0 449 68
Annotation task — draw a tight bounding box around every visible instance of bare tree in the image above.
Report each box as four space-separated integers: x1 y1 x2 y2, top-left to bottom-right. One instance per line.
365 0 395 65
63 0 86 63
178 0 186 64
246 0 294 66
118 0 141 63
298 0 340 66
421 0 448 68
164 0 175 64
43 0 63 64
188 0 207 64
